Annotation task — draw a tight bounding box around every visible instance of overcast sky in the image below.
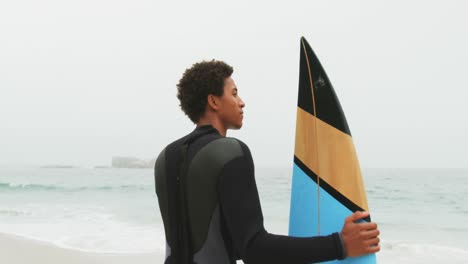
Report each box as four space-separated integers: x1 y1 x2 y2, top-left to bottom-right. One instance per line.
1 0 467 168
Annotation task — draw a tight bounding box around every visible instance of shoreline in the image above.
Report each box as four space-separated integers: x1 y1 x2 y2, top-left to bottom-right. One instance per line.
0 232 164 264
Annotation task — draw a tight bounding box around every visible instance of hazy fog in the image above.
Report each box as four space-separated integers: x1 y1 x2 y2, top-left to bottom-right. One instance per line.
1 0 467 168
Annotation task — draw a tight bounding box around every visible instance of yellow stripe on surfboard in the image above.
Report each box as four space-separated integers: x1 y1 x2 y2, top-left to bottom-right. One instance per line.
294 107 369 211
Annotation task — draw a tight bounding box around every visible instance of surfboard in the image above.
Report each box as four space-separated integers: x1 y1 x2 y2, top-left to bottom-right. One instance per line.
288 37 376 264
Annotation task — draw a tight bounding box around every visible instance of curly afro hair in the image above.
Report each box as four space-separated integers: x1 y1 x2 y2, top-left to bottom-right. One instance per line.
177 60 233 123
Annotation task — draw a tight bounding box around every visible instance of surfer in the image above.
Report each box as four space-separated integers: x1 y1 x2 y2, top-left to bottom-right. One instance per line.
154 60 380 264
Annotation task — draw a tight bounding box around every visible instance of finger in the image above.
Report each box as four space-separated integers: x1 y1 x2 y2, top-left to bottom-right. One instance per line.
348 211 369 222
366 244 381 254
356 222 378 230
365 237 380 246
345 213 355 223
360 229 380 238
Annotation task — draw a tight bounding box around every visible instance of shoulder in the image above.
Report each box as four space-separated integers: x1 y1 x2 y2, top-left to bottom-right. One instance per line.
209 137 253 165
227 137 252 156
184 137 252 167
208 137 251 156
154 135 188 168
154 147 168 174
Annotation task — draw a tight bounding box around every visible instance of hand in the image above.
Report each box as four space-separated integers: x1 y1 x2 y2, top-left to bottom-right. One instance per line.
340 211 380 257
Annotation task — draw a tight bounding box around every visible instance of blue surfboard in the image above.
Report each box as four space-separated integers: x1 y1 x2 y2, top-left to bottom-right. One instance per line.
288 37 376 264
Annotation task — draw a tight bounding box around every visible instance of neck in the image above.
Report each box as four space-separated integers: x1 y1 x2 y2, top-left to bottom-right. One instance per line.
197 115 227 137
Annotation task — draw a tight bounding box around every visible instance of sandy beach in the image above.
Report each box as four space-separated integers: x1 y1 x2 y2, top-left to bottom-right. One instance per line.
0 232 164 264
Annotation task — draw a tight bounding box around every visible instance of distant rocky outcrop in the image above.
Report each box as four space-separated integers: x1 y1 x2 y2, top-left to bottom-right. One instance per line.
111 156 156 169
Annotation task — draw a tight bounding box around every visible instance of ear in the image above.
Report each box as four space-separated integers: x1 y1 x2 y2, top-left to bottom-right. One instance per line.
206 94 220 111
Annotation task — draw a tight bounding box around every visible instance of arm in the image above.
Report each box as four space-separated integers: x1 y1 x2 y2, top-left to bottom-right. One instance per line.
218 141 346 263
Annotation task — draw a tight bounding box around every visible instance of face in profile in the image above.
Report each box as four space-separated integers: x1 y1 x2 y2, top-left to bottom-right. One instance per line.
217 77 245 130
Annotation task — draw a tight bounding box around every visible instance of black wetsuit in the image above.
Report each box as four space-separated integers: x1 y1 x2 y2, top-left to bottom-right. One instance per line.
154 125 346 264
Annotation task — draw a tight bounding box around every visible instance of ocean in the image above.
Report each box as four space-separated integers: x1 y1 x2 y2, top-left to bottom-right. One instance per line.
0 167 467 263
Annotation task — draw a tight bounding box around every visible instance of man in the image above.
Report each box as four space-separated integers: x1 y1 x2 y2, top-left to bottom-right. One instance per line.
154 60 380 264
